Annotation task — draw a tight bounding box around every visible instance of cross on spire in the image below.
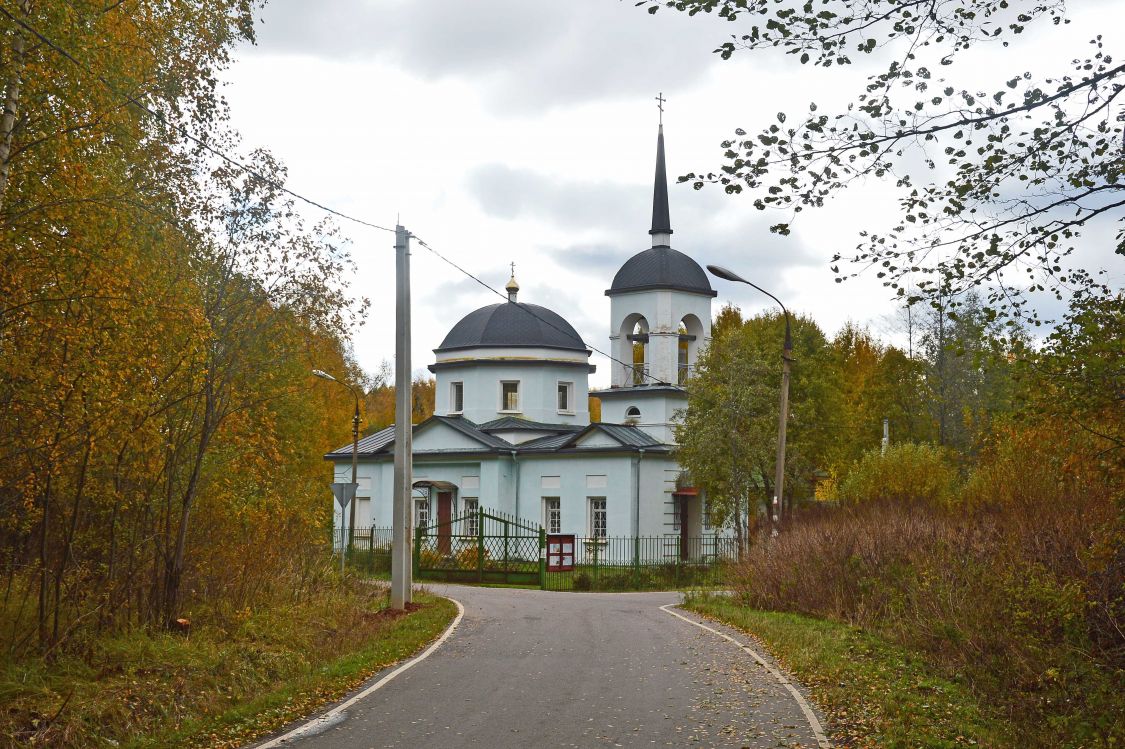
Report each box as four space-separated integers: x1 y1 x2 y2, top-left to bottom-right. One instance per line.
655 92 666 125
505 262 519 301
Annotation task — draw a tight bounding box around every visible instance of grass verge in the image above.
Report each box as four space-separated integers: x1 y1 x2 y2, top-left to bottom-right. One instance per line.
683 593 1013 748
1 585 456 749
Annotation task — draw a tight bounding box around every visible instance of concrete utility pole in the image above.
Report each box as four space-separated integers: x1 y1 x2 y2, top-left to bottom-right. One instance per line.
775 325 792 526
391 225 413 609
882 418 890 455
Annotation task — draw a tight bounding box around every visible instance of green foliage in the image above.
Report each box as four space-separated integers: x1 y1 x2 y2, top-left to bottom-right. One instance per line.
640 0 1121 320
677 309 841 530
836 443 957 506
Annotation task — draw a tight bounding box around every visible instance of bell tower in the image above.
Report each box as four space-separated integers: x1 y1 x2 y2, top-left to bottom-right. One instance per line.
594 118 715 443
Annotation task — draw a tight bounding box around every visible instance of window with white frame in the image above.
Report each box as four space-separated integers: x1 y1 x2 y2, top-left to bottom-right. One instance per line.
557 381 573 413
450 381 464 414
464 497 479 536
702 497 711 530
414 498 430 528
589 497 607 539
543 497 561 534
500 381 520 412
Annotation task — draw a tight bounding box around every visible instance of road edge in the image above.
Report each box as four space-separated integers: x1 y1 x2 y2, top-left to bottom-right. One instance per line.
250 595 466 748
659 603 831 749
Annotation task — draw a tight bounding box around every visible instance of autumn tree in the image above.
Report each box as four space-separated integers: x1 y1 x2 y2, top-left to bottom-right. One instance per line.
676 311 841 544
642 0 1122 320
0 1 364 651
830 322 933 468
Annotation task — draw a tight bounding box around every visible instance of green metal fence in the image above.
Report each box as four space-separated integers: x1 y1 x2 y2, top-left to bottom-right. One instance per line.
333 526 394 574
542 535 737 591
413 508 544 586
334 521 736 591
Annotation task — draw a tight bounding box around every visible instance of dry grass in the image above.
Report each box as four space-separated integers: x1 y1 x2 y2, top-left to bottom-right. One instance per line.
0 581 456 748
730 433 1123 747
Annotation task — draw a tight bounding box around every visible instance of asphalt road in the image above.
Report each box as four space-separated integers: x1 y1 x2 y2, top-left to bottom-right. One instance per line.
251 585 827 749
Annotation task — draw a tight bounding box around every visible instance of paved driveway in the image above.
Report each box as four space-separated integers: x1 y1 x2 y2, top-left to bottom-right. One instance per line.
252 585 827 748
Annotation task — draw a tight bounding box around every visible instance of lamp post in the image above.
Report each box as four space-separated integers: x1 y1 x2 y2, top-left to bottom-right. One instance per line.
706 265 792 535
313 369 361 552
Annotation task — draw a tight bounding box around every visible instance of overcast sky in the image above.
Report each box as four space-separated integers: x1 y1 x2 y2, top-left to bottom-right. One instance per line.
222 0 1117 387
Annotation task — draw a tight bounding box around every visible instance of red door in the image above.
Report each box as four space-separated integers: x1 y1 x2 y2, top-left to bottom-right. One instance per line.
437 491 452 555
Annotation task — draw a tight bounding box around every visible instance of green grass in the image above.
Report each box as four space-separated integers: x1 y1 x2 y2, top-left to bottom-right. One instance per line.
1 586 457 749
683 593 1013 749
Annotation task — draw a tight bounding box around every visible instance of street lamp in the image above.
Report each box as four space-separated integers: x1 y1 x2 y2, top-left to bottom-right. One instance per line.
705 265 792 534
313 369 361 551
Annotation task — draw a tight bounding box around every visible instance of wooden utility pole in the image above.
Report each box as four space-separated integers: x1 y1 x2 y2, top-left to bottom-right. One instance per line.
391 225 413 609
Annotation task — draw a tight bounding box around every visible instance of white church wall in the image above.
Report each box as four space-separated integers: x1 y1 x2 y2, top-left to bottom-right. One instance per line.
596 391 687 444
434 361 590 425
513 454 635 536
609 289 713 387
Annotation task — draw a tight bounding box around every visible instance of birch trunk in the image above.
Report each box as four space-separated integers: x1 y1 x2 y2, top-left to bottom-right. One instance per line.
0 0 31 210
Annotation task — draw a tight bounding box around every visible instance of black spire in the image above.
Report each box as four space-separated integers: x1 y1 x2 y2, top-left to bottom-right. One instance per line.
649 124 672 238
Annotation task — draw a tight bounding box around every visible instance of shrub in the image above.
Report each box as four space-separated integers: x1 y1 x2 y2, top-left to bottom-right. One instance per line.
837 442 957 507
729 423 1123 747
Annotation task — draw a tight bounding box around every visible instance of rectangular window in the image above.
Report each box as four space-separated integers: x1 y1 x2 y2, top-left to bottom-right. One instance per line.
702 497 711 530
500 381 520 412
557 381 573 413
543 497 561 534
414 498 430 529
589 497 607 539
450 381 464 413
463 497 479 536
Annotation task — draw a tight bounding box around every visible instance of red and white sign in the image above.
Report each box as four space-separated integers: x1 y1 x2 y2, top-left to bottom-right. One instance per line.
546 534 576 572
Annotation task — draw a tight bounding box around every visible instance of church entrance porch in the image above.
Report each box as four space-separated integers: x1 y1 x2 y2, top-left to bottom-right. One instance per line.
436 491 453 555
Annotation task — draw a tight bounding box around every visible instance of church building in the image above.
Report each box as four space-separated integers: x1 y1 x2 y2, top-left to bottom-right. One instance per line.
327 124 721 544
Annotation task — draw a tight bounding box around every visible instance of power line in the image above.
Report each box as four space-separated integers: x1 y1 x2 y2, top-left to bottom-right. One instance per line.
0 7 395 235
9 8 675 388
413 235 670 387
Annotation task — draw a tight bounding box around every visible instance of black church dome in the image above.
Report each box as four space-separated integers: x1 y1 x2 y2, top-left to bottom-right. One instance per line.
606 245 717 297
436 302 588 352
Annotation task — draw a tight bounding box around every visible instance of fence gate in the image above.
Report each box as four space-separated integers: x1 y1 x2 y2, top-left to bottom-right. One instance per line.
413 508 544 586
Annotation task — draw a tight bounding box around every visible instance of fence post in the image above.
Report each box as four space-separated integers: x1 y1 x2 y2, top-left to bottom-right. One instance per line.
477 506 485 583
539 527 546 590
593 538 599 587
503 518 510 581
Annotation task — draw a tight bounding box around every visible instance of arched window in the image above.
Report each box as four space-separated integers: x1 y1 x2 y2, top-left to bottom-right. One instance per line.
625 406 641 419
679 314 704 384
629 319 649 386
677 322 690 384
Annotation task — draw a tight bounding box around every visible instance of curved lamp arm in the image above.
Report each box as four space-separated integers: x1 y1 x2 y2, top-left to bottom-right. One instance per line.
705 265 792 352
